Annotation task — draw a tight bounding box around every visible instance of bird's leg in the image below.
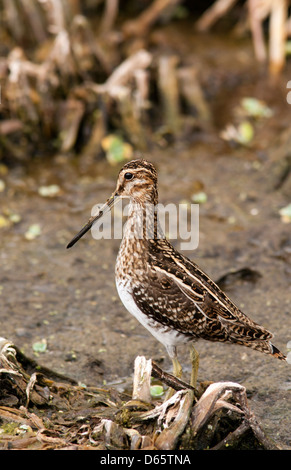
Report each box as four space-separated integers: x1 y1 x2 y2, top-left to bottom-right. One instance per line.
172 356 183 380
164 346 182 400
189 344 199 388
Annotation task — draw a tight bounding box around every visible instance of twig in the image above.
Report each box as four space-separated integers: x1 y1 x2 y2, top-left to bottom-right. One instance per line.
100 0 119 34
248 0 269 63
151 361 198 397
210 420 250 449
21 0 47 42
122 0 183 37
92 49 152 93
196 0 239 32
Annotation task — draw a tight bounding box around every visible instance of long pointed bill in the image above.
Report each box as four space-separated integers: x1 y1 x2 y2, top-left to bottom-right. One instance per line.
66 192 119 249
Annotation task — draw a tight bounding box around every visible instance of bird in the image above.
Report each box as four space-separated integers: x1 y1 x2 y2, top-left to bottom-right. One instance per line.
67 159 286 390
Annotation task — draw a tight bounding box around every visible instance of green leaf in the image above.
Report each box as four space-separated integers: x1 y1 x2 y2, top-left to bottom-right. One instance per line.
241 97 273 118
32 339 47 353
25 224 41 240
191 191 207 204
279 203 291 223
237 121 254 145
150 385 164 398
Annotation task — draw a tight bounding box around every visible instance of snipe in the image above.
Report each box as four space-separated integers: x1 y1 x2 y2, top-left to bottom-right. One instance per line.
67 159 286 390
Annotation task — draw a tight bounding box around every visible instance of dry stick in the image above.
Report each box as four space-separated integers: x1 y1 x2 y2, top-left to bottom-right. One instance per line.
196 0 238 32
237 387 281 450
123 0 182 37
224 384 281 450
116 86 148 150
61 0 80 24
210 420 250 450
191 382 245 436
81 107 106 159
21 0 47 42
101 49 152 91
7 49 40 123
48 30 78 77
100 0 119 34
88 50 152 149
70 15 112 75
3 0 25 42
151 361 198 397
178 67 211 123
48 0 67 32
59 99 85 153
248 0 268 63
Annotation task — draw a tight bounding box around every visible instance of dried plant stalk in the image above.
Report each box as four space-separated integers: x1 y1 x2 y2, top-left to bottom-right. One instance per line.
157 55 181 135
196 0 238 32
122 0 183 37
269 0 287 75
100 0 119 34
132 356 152 403
0 343 284 450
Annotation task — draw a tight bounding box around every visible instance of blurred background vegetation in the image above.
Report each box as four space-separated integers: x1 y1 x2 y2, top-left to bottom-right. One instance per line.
0 0 290 164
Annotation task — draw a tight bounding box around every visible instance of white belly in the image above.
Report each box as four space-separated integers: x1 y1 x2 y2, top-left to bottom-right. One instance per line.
116 280 186 357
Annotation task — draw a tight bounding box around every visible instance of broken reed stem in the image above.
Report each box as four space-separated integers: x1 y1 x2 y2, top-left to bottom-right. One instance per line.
132 356 152 403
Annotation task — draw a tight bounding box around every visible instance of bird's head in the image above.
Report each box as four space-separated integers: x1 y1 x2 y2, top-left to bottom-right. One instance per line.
67 159 158 248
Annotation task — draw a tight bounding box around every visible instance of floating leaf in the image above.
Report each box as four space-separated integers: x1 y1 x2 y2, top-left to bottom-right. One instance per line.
25 224 41 240
101 135 133 165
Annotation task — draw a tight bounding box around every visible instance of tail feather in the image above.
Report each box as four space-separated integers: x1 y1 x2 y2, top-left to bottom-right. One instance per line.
224 321 286 360
244 339 286 360
270 343 286 361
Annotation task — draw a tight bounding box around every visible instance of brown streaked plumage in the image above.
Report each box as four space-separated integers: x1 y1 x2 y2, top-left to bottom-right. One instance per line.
67 159 286 389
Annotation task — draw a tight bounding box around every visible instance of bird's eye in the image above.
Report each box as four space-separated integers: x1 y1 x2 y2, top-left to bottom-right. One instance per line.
124 172 133 180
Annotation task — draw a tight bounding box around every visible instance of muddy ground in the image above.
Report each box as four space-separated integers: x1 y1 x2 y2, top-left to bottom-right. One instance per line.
1 23 291 449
